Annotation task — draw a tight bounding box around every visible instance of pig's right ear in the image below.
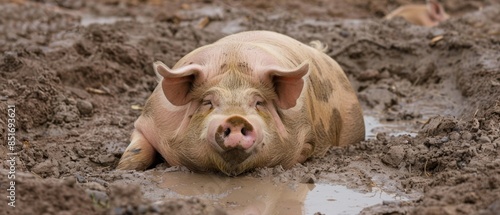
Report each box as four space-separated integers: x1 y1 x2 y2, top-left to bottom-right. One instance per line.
153 61 205 106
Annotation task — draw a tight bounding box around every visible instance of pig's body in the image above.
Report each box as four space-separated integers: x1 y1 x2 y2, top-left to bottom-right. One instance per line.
117 31 365 175
385 0 449 27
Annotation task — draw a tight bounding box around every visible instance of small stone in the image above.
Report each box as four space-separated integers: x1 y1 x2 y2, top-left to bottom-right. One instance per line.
77 100 93 115
447 160 457 168
440 136 449 143
68 130 79 137
379 70 391 79
462 132 472 141
357 69 380 81
382 200 401 206
339 30 350 38
381 145 405 168
87 189 108 205
376 132 387 142
449 132 460 141
471 119 480 131
479 136 491 144
65 98 77 105
75 173 87 183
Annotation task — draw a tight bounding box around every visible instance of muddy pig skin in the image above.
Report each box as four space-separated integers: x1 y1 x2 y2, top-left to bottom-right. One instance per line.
385 0 449 27
117 30 365 176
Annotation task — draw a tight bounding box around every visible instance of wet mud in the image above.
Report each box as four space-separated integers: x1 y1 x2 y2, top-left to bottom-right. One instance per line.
0 0 499 214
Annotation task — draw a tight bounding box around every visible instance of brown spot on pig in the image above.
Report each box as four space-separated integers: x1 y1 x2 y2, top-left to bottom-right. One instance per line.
130 148 141 154
307 93 316 120
330 108 343 146
337 72 354 93
309 72 333 102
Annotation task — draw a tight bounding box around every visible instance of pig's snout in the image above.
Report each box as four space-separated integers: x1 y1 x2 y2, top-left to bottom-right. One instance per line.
215 116 257 151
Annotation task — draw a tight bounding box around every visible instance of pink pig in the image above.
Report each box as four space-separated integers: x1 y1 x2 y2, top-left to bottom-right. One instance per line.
385 0 450 27
117 31 365 176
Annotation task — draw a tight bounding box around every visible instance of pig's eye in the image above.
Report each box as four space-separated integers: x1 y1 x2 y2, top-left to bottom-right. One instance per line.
255 100 265 110
202 100 213 107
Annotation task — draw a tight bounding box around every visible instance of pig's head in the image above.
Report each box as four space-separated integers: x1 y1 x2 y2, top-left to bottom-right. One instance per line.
153 59 309 176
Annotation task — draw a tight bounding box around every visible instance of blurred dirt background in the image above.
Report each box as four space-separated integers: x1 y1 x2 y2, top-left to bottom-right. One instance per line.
0 0 499 214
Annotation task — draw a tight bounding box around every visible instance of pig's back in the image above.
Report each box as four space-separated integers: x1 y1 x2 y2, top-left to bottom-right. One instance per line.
219 31 365 149
216 31 313 64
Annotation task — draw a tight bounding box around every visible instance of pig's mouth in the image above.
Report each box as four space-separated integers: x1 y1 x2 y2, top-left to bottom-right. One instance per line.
213 124 257 165
218 148 253 166
211 149 259 176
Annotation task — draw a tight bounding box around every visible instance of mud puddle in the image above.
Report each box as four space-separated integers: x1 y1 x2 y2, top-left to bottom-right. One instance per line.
362 92 463 139
81 15 133 26
80 15 149 26
364 116 418 139
148 171 412 215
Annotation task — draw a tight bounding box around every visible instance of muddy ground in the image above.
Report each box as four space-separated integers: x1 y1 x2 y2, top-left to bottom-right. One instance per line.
0 0 499 214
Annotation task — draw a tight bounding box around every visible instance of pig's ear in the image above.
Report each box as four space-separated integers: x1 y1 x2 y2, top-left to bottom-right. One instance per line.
427 0 445 18
262 61 309 109
154 61 205 106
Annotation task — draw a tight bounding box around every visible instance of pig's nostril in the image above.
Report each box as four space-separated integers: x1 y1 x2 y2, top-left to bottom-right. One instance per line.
241 127 247 136
224 128 231 137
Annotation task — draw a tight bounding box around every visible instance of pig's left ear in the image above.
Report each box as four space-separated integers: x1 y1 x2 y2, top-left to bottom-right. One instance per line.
261 61 309 109
154 61 205 106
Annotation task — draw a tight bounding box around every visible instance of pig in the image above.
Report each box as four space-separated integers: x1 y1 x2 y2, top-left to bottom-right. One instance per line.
384 0 450 27
117 30 365 176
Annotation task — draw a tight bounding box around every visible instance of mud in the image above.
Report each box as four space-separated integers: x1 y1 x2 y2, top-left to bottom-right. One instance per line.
0 0 499 214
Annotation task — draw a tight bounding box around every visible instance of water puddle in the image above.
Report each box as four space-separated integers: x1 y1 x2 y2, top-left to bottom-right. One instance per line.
305 184 408 215
150 171 410 215
364 115 418 139
80 15 148 26
80 15 131 26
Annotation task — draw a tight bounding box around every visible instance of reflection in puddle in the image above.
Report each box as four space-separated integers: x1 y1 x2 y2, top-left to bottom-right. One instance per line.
364 116 418 139
305 184 408 215
152 171 410 215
